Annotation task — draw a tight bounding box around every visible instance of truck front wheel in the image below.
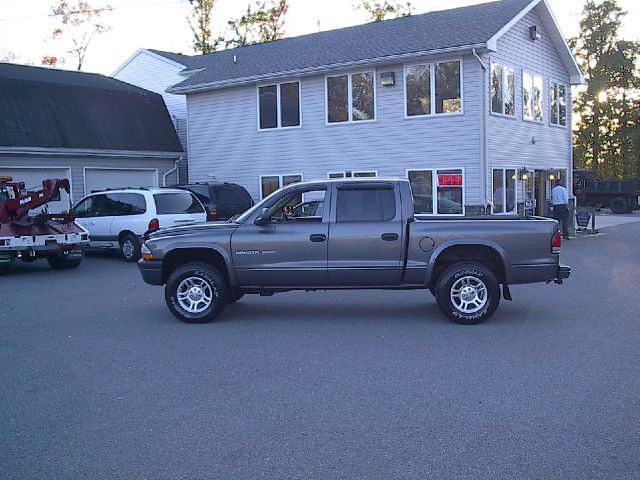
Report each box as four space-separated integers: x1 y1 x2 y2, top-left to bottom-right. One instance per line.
165 262 229 323
435 262 500 325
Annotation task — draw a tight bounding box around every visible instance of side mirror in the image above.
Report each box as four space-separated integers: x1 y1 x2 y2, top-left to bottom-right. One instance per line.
254 207 271 226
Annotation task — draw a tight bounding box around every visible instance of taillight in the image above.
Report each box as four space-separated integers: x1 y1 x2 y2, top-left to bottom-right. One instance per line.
148 218 160 231
551 230 561 254
207 207 218 221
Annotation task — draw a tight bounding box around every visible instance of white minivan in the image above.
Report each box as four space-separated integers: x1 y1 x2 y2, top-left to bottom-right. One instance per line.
72 188 206 261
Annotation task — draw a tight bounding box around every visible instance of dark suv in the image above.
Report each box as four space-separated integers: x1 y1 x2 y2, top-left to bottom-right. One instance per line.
171 182 253 221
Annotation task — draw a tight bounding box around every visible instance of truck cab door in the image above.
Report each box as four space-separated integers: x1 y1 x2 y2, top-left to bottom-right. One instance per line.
327 182 403 286
231 185 329 288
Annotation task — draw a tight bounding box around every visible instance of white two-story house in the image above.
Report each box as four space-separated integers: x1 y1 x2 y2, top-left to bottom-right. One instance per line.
141 0 583 216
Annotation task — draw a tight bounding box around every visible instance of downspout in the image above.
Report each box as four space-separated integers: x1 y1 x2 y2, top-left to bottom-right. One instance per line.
162 155 183 186
472 48 490 214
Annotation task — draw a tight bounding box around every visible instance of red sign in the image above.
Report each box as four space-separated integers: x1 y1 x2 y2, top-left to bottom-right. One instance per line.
437 174 463 187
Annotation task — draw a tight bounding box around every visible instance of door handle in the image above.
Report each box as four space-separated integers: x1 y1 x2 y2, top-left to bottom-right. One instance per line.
309 234 327 242
381 233 399 241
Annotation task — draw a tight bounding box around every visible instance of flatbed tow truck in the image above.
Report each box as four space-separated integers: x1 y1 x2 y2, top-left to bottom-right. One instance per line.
0 176 89 275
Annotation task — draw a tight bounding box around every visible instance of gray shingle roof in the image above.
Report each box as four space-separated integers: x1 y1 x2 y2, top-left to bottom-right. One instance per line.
147 49 202 69
0 63 183 153
169 0 534 92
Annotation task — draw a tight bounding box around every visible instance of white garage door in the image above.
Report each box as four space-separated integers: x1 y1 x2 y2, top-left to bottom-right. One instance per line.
84 168 157 195
0 167 72 213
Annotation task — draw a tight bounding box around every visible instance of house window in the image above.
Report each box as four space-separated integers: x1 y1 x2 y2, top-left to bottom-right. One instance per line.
327 71 375 123
327 171 377 179
492 168 517 214
405 60 462 117
260 174 302 199
549 82 567 126
523 72 543 121
258 81 300 129
408 168 464 215
491 63 515 116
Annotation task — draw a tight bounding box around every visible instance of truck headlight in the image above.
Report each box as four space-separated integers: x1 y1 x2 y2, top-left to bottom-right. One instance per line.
141 243 154 261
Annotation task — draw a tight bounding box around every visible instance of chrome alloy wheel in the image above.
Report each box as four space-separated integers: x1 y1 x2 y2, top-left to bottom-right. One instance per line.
176 276 214 313
450 275 488 314
122 240 135 259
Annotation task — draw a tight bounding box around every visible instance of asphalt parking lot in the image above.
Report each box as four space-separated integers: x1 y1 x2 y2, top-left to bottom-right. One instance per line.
1 221 639 479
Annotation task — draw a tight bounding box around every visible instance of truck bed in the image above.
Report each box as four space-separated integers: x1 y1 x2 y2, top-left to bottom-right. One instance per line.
0 219 89 250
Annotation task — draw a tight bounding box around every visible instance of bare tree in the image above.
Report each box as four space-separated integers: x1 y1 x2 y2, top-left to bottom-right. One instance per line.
47 1 112 71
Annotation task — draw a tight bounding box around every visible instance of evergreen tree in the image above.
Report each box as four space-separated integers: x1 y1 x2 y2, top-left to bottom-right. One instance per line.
571 0 640 180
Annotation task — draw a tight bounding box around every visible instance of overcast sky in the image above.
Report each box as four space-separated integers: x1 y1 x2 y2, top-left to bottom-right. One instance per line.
1 0 638 75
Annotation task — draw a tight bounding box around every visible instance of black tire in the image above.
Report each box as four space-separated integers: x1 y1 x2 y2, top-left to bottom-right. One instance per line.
165 262 228 323
47 253 82 270
435 262 500 325
228 289 245 303
120 233 141 262
610 197 628 214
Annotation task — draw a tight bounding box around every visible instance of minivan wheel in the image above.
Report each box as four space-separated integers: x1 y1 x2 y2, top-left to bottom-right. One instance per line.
120 233 141 262
435 262 500 325
165 262 229 323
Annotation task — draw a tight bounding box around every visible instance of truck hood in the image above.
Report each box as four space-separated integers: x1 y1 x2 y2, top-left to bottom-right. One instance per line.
147 221 239 240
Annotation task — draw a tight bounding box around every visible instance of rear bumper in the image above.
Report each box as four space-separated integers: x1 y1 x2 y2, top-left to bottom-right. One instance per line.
138 259 164 285
557 264 571 281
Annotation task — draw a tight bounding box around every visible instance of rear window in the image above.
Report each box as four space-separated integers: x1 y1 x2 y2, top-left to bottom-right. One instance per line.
153 193 204 214
186 185 211 204
213 184 252 205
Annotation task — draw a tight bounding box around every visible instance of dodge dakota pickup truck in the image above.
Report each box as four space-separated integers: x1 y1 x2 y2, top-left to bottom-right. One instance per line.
138 179 570 325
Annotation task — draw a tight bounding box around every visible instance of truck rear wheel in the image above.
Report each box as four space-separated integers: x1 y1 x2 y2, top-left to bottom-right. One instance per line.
165 262 228 323
610 197 628 214
435 262 500 325
47 252 82 270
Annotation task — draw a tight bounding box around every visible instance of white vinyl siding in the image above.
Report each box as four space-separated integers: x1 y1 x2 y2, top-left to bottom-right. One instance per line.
186 56 482 204
487 6 573 203
327 170 377 179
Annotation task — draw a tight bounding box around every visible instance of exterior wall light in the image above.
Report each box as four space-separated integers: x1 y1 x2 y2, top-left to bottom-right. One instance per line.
380 71 395 86
529 26 541 41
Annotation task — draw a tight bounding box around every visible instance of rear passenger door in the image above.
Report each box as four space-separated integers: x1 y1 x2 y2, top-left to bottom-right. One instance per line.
108 193 148 238
328 182 404 286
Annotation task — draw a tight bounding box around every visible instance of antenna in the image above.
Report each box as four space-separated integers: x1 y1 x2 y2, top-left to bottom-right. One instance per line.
317 18 320 32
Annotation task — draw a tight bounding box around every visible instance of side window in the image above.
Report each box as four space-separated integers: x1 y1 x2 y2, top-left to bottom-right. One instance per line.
265 187 326 222
73 196 96 218
336 185 396 222
112 193 146 216
153 193 205 214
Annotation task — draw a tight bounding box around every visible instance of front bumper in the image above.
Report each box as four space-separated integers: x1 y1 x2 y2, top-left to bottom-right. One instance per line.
138 259 164 285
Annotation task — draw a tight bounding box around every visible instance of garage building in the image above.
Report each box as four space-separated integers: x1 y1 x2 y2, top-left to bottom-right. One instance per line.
0 62 183 213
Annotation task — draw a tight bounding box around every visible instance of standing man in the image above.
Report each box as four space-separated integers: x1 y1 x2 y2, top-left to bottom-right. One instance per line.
552 179 570 240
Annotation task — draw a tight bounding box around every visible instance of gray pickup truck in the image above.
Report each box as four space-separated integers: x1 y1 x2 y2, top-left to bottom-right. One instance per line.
138 179 570 325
